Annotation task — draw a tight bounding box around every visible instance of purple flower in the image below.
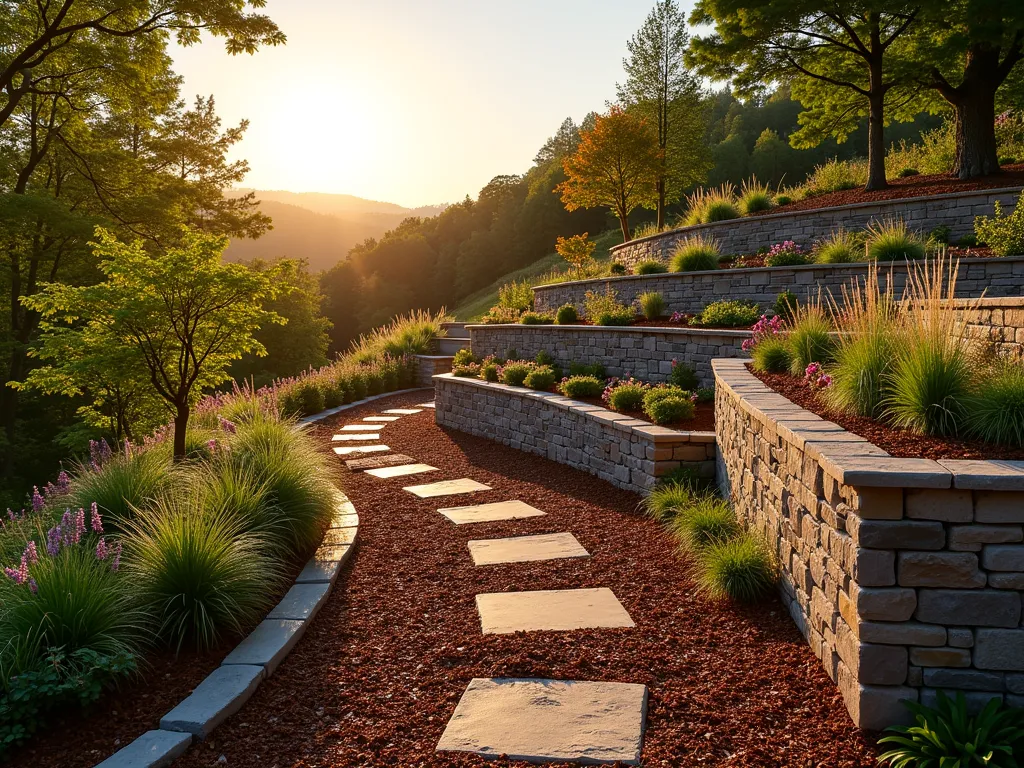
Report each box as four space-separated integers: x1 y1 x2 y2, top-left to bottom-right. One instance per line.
90 503 103 533
6 508 14 522
31 487 44 513
110 541 122 572
46 526 61 556
207 439 218 453
28 578 37 594
74 507 85 543
56 470 71 494
24 541 38 565
218 416 237 434
96 537 108 561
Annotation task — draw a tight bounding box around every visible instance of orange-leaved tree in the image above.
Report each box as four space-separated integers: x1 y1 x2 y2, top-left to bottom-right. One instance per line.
555 233 597 278
557 106 661 242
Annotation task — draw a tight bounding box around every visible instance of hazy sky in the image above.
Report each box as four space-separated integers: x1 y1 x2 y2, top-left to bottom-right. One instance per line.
171 0 675 208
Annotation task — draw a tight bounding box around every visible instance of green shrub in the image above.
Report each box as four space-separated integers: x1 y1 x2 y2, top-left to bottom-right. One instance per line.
643 482 695 523
682 184 739 225
898 167 919 177
638 291 665 320
773 290 799 320
965 362 1024 447
670 497 739 553
642 386 695 425
555 303 578 324
814 229 863 264
128 500 280 652
696 533 776 602
480 360 499 382
520 311 554 325
610 262 627 275
669 360 698 390
569 362 606 378
362 367 384 395
452 348 475 367
0 647 137 755
523 365 556 391
806 158 865 194
480 306 522 324
999 156 1017 166
595 309 635 326
535 349 554 366
606 380 647 412
670 235 721 272
67 450 173 532
452 362 481 377
691 300 760 328
751 336 793 373
787 300 835 375
497 280 534 313
928 225 952 245
452 348 480 377
866 218 926 261
974 195 1024 256
878 692 1024 768
559 375 605 399
499 361 534 387
347 371 368 401
695 387 714 403
634 260 668 275
738 179 774 215
583 287 634 326
775 194 793 206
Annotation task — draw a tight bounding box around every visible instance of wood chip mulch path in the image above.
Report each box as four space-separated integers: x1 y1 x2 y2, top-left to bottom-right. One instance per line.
169 390 880 767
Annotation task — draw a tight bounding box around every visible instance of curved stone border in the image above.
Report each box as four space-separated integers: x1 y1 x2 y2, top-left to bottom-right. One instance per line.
93 390 425 767
466 323 749 388
434 373 715 493
532 255 1024 317
608 186 1021 266
713 357 1024 730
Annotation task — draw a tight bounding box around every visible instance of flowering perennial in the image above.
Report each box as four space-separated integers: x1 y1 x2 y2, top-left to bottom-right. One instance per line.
804 362 833 390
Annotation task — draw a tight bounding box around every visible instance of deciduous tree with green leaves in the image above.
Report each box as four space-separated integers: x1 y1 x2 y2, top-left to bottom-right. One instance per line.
558 107 661 242
617 0 710 229
688 0 921 190
21 227 283 460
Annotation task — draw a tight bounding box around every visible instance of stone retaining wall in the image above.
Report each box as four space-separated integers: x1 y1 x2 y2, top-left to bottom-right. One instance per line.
959 297 1024 357
434 374 715 493
610 187 1022 267
415 354 454 387
467 324 750 388
714 358 1024 730
533 256 1024 317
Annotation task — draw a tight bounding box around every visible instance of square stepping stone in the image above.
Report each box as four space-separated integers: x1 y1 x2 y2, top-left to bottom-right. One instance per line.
334 445 389 455
418 402 436 408
366 463 438 479
476 588 634 635
332 433 381 441
345 453 416 471
384 408 422 414
339 423 384 431
436 678 647 765
364 416 400 422
468 532 589 566
439 500 546 525
404 478 491 498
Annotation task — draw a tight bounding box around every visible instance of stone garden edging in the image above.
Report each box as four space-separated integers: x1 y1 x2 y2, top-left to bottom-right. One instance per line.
434 373 715 493
713 357 1024 731
532 255 1024 317
466 323 750 389
608 186 1022 267
93 393 402 768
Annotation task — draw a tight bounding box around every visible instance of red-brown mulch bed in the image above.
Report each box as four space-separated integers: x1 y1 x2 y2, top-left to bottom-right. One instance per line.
772 165 1024 214
751 366 1024 461
148 390 878 767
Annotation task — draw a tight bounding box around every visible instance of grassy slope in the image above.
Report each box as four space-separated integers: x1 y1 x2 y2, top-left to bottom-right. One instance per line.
452 229 622 320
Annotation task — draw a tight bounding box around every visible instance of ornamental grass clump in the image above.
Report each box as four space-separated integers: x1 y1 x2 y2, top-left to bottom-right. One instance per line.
883 258 979 437
786 294 835 375
642 481 695 523
866 218 926 262
638 291 665 320
682 184 739 225
634 260 668 275
965 361 1024 447
814 228 863 264
559 375 605 399
67 447 174 532
349 308 447 364
697 534 776 602
824 267 900 417
670 496 740 553
583 287 634 326
751 336 793 373
738 178 773 215
670 234 721 272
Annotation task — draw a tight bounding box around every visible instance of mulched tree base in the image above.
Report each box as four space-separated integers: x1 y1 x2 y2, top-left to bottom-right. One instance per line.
155 391 878 767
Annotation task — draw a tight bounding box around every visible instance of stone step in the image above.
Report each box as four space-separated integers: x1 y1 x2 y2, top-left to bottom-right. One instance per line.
468 532 590 566
339 423 384 432
475 588 635 635
332 433 383 442
437 337 468 355
333 444 390 456
345 453 417 471
404 478 491 498
438 499 546 525
436 678 647 766
365 463 438 479
384 408 423 415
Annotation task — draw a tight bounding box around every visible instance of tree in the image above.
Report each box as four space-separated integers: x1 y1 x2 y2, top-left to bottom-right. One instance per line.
907 1 1024 177
750 128 793 186
558 107 661 242
0 0 284 132
534 118 581 165
617 0 710 228
555 233 596 278
21 227 282 461
689 0 921 190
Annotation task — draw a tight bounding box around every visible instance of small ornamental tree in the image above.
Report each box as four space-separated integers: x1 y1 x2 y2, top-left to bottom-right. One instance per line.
558 106 661 242
21 227 283 460
555 233 597 278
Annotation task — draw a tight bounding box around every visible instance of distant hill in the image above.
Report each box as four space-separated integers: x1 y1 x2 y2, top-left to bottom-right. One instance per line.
223 190 447 272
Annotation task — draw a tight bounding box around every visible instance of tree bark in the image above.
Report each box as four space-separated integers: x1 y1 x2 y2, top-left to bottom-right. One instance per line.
172 403 189 462
618 210 632 242
656 178 666 230
953 90 999 178
866 93 888 191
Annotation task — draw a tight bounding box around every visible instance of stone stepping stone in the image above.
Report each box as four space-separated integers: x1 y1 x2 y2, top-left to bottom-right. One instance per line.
332 433 381 441
476 588 634 635
339 423 384 431
363 416 400 422
436 678 647 765
160 664 264 738
334 445 390 456
468 532 589 566
384 408 422 414
345 453 416 471
418 402 436 408
404 478 491 498
365 463 438 479
439 500 546 525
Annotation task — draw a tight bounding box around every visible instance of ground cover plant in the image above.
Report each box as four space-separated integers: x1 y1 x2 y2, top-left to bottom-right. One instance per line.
690 300 760 328
764 240 808 267
582 288 635 326
974 194 1024 256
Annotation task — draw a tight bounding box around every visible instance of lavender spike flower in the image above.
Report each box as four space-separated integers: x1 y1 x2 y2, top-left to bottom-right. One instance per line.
31 487 44 513
90 503 103 533
56 470 71 494
73 507 85 544
28 578 37 594
95 537 108 561
46 526 60 556
110 541 122 572
24 541 38 565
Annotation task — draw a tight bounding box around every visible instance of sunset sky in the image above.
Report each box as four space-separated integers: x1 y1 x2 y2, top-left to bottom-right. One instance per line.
171 1 671 208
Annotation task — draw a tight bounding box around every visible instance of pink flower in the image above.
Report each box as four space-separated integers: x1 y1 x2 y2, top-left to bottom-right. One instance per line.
24 541 38 565
31 487 44 513
73 507 85 543
96 537 108 561
90 502 103 533
110 541 122 572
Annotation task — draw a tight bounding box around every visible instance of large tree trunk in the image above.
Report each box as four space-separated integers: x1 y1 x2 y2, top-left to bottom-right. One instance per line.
953 91 1000 178
618 210 632 243
172 403 190 462
656 179 666 231
865 59 888 192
